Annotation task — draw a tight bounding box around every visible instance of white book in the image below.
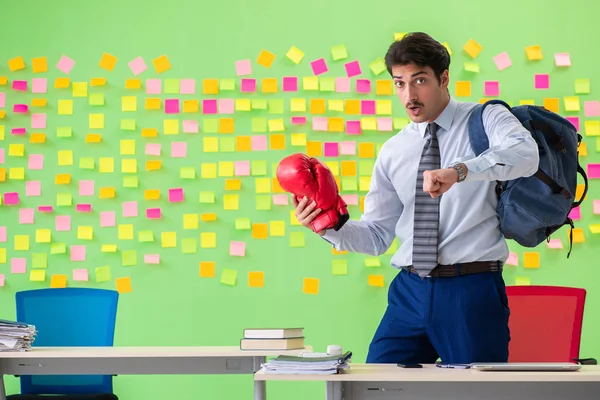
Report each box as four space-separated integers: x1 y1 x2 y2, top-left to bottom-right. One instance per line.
243 328 303 339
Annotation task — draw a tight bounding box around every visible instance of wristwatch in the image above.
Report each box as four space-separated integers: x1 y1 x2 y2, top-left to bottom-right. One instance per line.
450 162 467 182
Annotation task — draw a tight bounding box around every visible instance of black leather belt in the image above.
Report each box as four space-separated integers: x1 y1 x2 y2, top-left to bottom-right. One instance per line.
403 261 502 278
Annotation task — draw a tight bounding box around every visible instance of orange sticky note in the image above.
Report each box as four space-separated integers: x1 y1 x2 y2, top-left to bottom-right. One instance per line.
257 49 276 68
199 261 216 278
203 79 219 94
55 174 71 184
115 277 133 293
455 81 471 97
571 228 585 243
341 161 357 176
141 128 158 137
579 142 587 157
543 98 559 114
54 78 70 88
236 136 252 152
310 99 326 114
376 80 393 95
146 160 162 170
8 56 25 71
32 57 48 73
332 248 348 255
90 78 106 86
145 98 161 110
464 39 483 58
225 179 242 190
99 187 116 199
153 55 171 74
125 79 142 89
31 98 47 107
272 178 284 193
219 118 234 134
306 141 322 157
183 100 199 113
248 271 265 288
368 275 385 287
358 142 375 158
576 184 586 202
144 189 160 200
262 78 278 93
328 117 344 132
252 223 268 239
85 134 102 143
345 99 360 114
200 213 217 221
50 274 68 288
302 278 319 295
99 53 118 71
0 110 6 119
270 134 285 150
0 76 7 85
0 168 6 182
29 133 46 143
523 252 540 268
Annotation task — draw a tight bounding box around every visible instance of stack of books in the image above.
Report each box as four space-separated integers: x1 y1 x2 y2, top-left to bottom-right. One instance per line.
240 327 305 350
261 351 352 375
0 319 36 352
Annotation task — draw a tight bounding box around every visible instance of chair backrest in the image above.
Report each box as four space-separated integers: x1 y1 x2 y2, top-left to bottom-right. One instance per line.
506 285 586 362
15 288 119 395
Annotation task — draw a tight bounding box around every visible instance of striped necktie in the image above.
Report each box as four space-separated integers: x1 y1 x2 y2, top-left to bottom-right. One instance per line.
412 122 441 277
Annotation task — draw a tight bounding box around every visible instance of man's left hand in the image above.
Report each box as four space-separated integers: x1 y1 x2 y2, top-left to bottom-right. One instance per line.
422 168 459 198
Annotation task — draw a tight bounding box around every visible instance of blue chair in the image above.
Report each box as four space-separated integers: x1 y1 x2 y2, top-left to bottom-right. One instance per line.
9 288 119 400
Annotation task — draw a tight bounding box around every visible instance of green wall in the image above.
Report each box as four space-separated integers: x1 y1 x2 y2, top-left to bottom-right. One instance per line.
1 0 599 398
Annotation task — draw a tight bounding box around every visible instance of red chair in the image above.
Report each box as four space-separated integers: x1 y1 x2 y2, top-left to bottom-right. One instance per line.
506 285 596 364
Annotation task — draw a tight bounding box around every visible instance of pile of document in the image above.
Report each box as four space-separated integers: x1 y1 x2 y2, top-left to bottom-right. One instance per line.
262 351 352 375
0 319 36 352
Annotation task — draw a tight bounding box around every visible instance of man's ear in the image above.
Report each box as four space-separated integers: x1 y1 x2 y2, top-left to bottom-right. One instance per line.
440 70 449 88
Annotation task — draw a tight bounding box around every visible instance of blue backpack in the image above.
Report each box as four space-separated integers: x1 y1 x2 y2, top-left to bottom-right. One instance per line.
467 100 588 257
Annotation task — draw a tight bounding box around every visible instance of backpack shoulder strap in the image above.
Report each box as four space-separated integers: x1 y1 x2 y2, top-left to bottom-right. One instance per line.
467 99 512 156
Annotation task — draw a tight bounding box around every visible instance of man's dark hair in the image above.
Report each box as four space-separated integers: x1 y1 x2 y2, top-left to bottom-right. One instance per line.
384 32 450 84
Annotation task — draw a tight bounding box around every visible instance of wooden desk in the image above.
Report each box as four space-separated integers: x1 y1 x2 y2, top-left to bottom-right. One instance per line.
0 346 311 400
255 363 600 400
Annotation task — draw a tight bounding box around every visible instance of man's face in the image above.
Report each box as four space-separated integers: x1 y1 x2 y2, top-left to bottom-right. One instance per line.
391 64 449 123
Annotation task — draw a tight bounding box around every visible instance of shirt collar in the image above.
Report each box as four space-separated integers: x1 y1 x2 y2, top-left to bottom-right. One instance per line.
415 96 458 138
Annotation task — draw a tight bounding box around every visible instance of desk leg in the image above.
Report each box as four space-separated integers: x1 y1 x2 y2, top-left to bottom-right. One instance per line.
0 375 6 400
325 381 342 400
253 356 266 400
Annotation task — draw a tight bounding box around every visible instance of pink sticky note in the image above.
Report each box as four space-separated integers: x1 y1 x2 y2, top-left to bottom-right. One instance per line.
122 201 139 217
0 274 5 287
129 56 147 75
340 141 356 155
356 79 371 93
4 192 19 205
361 100 376 115
554 53 571 67
587 164 600 179
235 59 252 76
235 161 250 176
546 239 564 249
335 77 351 93
0 92 5 107
70 245 86 261
291 116 307 125
241 78 256 92
342 194 359 205
12 80 27 92
202 99 217 114
31 78 47 94
19 208 34 224
568 206 581 220
11 258 26 274
165 99 180 114
38 206 53 212
493 52 512 71
168 188 184 202
273 194 289 206
229 241 246 257
310 58 329 75
146 208 162 219
566 116 580 132
145 143 162 156
377 117 393 131
56 215 71 231
72 269 89 281
345 60 362 77
251 135 267 151
31 113 46 129
0 227 6 242
282 76 298 92
56 55 75 74
180 79 196 94
146 79 162 94
171 142 187 158
14 104 29 113
79 180 94 196
183 120 198 133
0 148 3 164
584 101 600 117
100 211 116 227
144 254 160 264
593 200 600 214
28 154 44 170
324 142 339 157
534 74 549 89
506 252 518 266
312 117 328 132
346 120 361 135
76 204 92 212
26 181 41 196
219 99 234 114
11 128 26 135
484 81 500 97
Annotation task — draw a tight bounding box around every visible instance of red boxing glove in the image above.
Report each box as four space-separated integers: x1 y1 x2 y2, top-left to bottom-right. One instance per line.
276 153 349 233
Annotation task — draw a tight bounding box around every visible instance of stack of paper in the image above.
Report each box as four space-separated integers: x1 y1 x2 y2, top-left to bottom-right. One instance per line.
0 319 36 352
262 351 352 375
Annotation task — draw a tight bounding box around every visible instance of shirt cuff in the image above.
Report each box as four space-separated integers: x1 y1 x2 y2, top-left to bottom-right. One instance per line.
462 157 492 182
321 228 343 248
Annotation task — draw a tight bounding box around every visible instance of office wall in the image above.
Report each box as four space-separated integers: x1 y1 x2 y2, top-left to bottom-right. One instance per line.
0 0 598 398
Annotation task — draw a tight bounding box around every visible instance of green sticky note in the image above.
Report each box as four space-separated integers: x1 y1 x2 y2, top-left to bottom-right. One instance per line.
271 162 279 178
56 193 72 206
268 99 284 114
57 126 72 138
164 79 180 94
235 218 251 230
123 175 138 188
252 118 267 133
79 157 95 169
359 160 375 176
32 253 48 268
120 119 136 131
332 260 348 275
220 79 235 91
138 230 154 243
575 78 590 94
95 266 111 282
50 243 66 254
220 137 235 152
220 268 237 286
199 191 215 204
393 118 409 129
182 238 197 254
290 232 305 248
385 238 399 255
341 177 358 191
180 167 196 179
203 118 218 133
376 143 383 155
122 250 137 266
331 44 348 60
319 77 335 92
369 57 387 75
365 257 381 267
515 276 531 286
252 99 267 110
256 195 272 210
464 62 480 73
251 160 267 176
89 93 105 106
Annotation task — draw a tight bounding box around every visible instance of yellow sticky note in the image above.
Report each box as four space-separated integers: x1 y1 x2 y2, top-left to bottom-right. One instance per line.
120 139 136 155
525 45 543 61
99 52 117 71
153 54 171 73
223 194 239 210
455 81 471 97
8 144 25 156
302 278 319 295
99 157 114 173
183 214 199 230
58 100 73 115
9 167 24 180
77 226 93 240
58 150 73 166
523 252 540 268
118 224 134 240
584 121 600 136
121 159 137 173
73 82 88 97
122 96 137 112
286 46 305 64
50 274 67 288
235 99 251 111
376 100 392 115
248 271 264 288
199 261 216 278
101 244 117 252
303 76 319 91
463 39 482 58
89 113 104 129
268 119 284 132
200 232 217 248
30 269 46 282
116 277 133 294
32 57 48 73
8 56 25 71
161 232 177 248
255 178 271 193
164 119 179 135
201 163 217 178
290 98 306 112
515 276 531 286
394 32 406 41
99 187 116 199
269 221 286 237
368 275 385 287
15 235 31 250
564 96 580 112
328 99 344 112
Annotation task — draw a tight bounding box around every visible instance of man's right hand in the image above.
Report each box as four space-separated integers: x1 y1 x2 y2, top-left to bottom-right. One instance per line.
291 195 327 236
